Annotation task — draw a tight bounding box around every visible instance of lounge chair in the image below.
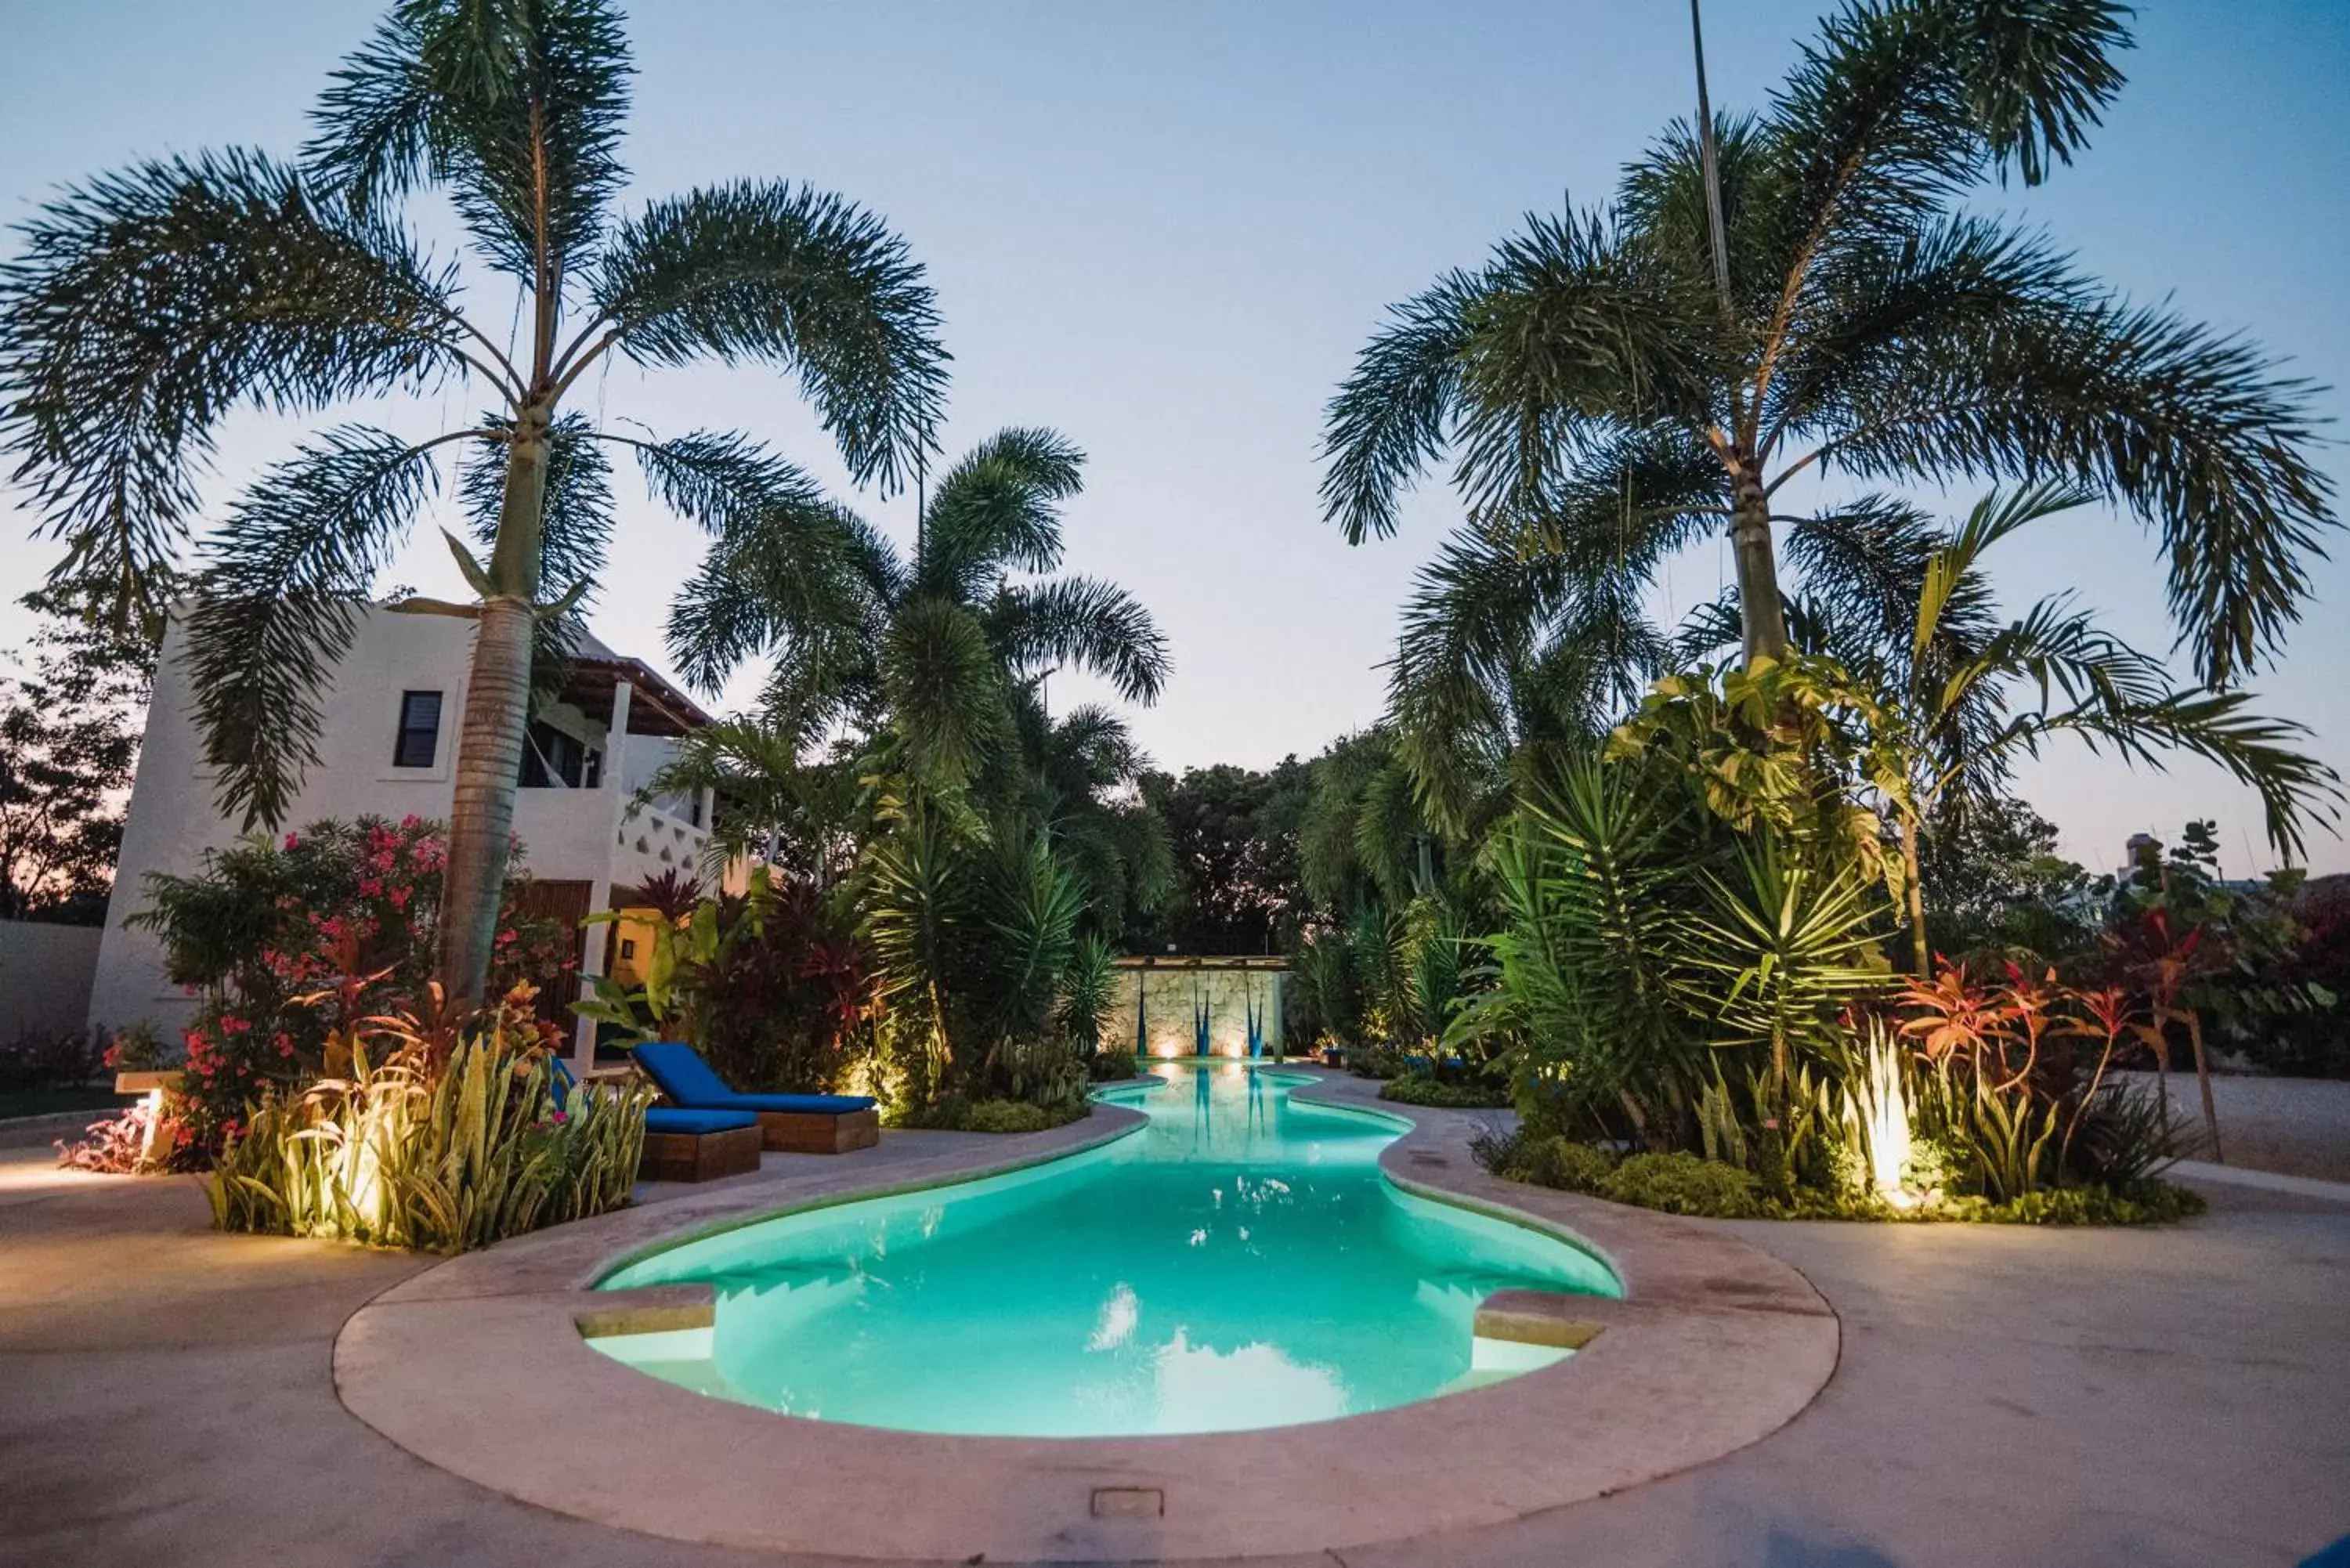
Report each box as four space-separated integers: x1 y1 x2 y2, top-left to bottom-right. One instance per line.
551 1058 764 1183
631 1042 881 1154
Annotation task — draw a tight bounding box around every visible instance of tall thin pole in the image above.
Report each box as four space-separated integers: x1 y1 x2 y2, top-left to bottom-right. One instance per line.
1690 0 1734 321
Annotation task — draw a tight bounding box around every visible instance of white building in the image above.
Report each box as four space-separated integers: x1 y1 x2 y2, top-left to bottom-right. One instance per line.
89 603 719 1060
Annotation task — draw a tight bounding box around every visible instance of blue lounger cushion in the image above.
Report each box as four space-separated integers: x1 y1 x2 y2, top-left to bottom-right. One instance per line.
551 1060 760 1135
643 1107 760 1136
720 1093 880 1116
633 1041 878 1115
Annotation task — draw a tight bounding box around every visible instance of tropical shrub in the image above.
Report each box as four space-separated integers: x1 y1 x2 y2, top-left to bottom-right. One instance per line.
576 867 870 1095
1379 1072 1511 1109
896 1093 1088 1135
1604 1153 1764 1219
1059 935 1119 1059
0 1026 107 1093
1087 1048 1141 1083
1454 662 1895 1153
960 1098 1065 1134
54 1104 157 1174
1474 1129 1620 1195
1448 661 2209 1224
129 816 571 1156
208 999 653 1252
859 791 1118 1117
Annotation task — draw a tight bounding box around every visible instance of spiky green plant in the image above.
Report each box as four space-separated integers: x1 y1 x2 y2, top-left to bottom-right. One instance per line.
1059 934 1119 1057
208 1021 652 1252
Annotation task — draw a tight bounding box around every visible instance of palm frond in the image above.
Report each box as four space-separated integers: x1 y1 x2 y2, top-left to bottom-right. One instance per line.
2033 691 2340 865
1827 288 2336 687
595 180 947 490
183 425 448 827
1448 211 1716 522
631 429 887 695
919 426 1086 596
308 0 632 284
0 150 468 627
986 576 1170 705
1319 269 1484 544
880 599 1012 793
1911 480 2092 654
1765 215 2083 454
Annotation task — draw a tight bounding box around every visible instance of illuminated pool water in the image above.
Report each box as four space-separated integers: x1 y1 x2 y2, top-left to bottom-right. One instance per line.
591 1062 1618 1436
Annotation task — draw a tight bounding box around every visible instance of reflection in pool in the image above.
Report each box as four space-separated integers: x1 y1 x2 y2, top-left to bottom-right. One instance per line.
593 1062 1617 1436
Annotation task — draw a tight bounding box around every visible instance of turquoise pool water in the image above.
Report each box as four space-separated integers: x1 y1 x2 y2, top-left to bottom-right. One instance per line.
592 1062 1618 1436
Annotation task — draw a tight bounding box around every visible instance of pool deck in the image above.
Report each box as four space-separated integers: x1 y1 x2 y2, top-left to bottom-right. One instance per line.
2 1068 2346 1566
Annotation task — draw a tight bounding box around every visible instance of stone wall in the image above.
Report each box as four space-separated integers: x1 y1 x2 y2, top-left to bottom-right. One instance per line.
1109 960 1286 1058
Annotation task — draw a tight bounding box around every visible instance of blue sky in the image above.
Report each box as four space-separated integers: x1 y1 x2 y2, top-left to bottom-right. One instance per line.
2 1 2345 876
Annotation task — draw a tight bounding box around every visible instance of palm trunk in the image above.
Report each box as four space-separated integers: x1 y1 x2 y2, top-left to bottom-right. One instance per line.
1730 463 1789 667
1902 814 1929 976
436 408 551 1008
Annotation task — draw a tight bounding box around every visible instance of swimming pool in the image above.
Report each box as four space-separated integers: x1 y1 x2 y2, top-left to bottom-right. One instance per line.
592 1062 1618 1437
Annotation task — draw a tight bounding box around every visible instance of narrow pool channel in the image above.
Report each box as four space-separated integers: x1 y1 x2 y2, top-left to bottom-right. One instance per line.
591 1060 1618 1437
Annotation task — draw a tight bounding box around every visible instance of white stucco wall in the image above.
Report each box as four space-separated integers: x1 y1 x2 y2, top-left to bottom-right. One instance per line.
86 605 706 1038
0 922 104 1039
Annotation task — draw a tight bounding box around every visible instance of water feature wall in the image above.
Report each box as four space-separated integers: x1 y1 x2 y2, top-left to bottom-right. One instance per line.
1112 956 1287 1058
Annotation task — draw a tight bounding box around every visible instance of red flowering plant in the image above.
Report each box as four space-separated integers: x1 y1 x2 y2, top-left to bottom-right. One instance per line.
127 816 572 1160
1890 956 2187 1198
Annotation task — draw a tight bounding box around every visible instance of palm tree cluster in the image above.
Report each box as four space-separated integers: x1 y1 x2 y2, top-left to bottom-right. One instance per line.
1325 0 2336 845
1283 0 2341 1211
649 426 1173 1108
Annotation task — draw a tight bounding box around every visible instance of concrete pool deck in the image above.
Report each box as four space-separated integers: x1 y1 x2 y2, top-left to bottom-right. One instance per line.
328 1070 1835 1562
2 1071 2345 1566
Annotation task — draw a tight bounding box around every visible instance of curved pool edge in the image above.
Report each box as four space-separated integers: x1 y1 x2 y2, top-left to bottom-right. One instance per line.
1282 1072 1630 1292
334 1066 1839 1564
588 1095 1152 1288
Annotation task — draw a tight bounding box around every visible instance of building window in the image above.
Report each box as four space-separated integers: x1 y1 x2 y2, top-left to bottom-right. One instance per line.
392 691 443 768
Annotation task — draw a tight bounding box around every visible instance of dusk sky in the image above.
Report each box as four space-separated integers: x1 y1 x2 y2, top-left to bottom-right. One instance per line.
3 0 2345 876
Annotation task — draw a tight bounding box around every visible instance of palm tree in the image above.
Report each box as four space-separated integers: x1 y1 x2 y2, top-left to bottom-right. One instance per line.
1680 484 2341 972
0 0 948 1005
660 425 1169 1101
1322 0 2333 692
663 425 1170 790
1008 697 1174 934
1385 508 1678 833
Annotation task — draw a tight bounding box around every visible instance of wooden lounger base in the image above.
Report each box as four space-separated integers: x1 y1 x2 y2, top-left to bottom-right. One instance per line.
755 1107 881 1154
639 1123 764 1183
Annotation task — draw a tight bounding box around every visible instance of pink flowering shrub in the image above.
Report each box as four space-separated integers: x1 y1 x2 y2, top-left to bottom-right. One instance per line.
129 816 572 1160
